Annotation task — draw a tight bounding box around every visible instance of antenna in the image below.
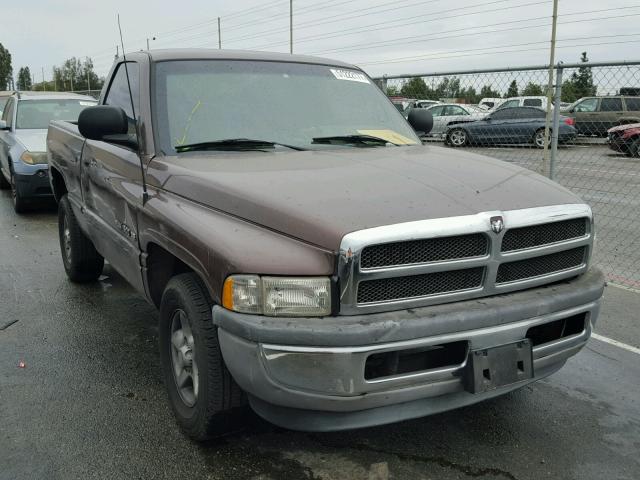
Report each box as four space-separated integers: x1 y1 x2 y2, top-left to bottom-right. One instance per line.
117 14 148 204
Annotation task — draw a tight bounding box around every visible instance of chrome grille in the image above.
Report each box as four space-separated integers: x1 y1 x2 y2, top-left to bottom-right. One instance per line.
501 218 588 252
361 234 488 269
338 205 593 315
357 268 484 303
496 247 586 284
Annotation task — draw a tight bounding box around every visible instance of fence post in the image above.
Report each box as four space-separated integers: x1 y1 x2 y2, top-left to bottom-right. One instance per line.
549 65 563 180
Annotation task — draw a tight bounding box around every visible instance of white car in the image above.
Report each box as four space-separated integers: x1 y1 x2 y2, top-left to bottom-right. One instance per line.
426 103 487 136
497 96 550 111
414 99 441 109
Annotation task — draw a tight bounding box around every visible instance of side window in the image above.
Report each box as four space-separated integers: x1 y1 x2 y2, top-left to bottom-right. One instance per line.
501 100 520 109
574 98 598 112
624 97 640 111
521 107 545 119
429 106 445 117
491 108 515 120
104 62 140 136
523 98 542 107
445 106 467 116
599 98 623 112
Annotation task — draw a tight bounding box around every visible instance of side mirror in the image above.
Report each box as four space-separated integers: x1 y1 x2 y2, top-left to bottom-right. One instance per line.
78 105 129 141
0 120 8 130
407 108 433 135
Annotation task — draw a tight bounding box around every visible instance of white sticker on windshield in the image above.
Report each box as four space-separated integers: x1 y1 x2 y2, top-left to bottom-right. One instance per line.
79 101 97 106
330 69 370 84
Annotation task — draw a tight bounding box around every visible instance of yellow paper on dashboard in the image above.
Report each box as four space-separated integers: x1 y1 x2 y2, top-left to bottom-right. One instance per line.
357 129 418 145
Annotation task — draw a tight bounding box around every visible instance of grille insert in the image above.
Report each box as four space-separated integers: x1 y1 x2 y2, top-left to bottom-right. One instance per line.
496 247 586 284
501 218 588 252
361 234 488 269
357 267 484 304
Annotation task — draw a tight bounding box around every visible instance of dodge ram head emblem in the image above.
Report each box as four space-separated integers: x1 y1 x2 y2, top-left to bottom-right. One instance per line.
490 216 504 234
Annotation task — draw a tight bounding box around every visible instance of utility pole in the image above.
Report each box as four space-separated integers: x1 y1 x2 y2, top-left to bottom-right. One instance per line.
218 17 222 49
289 0 293 54
146 38 150 50
42 67 46 91
70 74 74 92
542 0 559 178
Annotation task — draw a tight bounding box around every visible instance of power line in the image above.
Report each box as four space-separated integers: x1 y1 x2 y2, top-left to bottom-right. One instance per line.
358 35 640 66
245 0 549 50
309 6 640 56
223 0 446 42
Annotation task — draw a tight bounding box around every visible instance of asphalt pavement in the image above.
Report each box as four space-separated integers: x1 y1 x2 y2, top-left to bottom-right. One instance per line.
1 180 639 479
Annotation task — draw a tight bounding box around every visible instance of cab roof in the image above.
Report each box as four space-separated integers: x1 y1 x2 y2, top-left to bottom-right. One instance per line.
123 48 360 70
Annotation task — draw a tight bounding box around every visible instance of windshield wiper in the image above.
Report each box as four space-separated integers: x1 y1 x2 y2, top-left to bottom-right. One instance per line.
175 138 307 153
312 134 399 146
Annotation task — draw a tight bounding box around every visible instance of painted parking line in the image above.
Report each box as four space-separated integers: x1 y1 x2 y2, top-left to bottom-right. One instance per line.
592 333 640 355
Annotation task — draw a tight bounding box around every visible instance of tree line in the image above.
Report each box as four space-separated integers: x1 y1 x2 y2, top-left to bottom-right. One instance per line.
0 42 104 92
388 52 597 104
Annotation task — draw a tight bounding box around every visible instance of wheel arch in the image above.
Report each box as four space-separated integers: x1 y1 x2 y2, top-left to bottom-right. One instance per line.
144 240 213 309
49 166 68 202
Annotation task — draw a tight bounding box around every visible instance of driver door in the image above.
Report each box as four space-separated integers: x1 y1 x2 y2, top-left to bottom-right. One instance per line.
80 62 145 292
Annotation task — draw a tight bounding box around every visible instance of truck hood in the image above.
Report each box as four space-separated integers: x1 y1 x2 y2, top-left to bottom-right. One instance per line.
14 129 47 152
149 145 583 250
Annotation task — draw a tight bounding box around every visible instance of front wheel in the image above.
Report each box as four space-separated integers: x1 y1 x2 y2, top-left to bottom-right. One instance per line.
10 172 28 213
159 273 245 441
447 128 469 147
533 128 550 149
58 195 104 282
628 138 640 158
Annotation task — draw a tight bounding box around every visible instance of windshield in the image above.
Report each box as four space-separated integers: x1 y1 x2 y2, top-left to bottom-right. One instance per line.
16 98 97 129
154 60 419 153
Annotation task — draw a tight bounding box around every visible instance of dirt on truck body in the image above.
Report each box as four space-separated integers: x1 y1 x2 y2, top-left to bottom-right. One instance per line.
47 49 604 440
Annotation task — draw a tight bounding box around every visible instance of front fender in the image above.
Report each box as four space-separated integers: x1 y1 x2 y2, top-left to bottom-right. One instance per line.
138 187 336 304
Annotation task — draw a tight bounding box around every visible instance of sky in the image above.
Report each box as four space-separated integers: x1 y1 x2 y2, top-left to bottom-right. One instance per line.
2 0 639 81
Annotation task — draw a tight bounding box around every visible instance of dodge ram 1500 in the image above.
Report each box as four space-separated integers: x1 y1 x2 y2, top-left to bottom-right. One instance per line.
47 49 604 440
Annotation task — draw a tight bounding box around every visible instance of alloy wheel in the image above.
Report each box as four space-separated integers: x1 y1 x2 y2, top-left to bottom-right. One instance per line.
169 309 199 407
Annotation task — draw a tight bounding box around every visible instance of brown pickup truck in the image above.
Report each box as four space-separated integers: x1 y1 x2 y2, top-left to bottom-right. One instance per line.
47 49 604 440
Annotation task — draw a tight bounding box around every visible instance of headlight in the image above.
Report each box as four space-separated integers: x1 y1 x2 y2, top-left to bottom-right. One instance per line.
20 151 48 165
222 275 332 317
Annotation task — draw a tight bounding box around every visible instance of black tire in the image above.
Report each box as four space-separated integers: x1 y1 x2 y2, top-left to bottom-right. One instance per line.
0 169 9 190
10 171 28 213
159 273 245 441
58 195 104 282
629 138 640 158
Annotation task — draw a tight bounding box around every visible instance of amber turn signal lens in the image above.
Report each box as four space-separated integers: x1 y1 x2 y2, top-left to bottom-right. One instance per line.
222 277 234 310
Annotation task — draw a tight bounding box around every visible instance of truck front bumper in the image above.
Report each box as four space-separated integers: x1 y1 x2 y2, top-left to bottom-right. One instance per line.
213 269 604 432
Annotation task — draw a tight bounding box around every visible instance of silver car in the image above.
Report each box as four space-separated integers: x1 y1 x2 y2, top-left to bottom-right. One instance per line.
0 91 96 212
426 103 487 136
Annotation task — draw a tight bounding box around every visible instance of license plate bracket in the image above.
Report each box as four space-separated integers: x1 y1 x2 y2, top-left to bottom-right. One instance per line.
463 340 533 394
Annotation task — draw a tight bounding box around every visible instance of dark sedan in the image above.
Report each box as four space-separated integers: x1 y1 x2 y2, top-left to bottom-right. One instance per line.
444 106 577 148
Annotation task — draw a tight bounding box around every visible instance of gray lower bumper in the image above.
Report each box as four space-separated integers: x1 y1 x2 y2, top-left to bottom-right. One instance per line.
213 269 604 431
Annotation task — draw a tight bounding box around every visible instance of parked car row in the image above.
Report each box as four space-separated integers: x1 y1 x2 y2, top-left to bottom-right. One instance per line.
0 91 97 212
443 106 577 148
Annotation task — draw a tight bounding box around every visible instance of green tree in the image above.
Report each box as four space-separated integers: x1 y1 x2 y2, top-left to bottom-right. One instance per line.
52 57 104 91
479 85 502 99
505 80 518 98
522 82 544 96
0 43 12 90
562 52 597 102
386 84 400 96
17 66 32 90
400 77 430 98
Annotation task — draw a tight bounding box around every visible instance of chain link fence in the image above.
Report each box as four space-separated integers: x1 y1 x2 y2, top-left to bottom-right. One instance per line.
374 61 640 290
